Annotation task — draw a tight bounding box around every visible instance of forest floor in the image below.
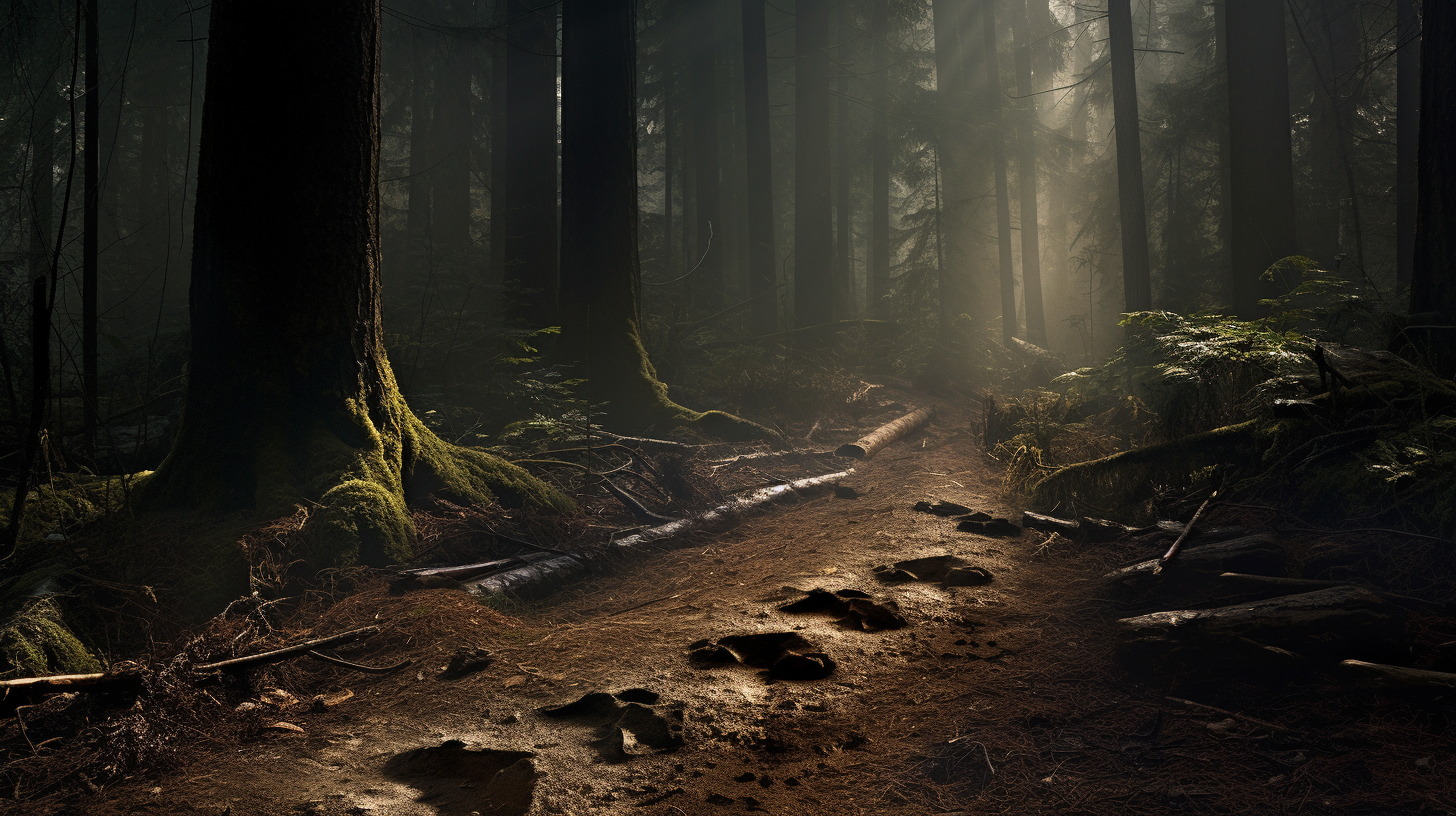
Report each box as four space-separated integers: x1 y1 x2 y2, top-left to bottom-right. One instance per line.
12 394 1456 816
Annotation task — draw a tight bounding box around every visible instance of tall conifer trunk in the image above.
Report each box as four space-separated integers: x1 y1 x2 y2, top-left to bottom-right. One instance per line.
867 0 890 320
144 0 566 600
794 0 833 328
983 1 1017 345
1107 0 1152 313
741 0 778 334
1224 0 1295 316
502 0 559 327
1011 0 1045 345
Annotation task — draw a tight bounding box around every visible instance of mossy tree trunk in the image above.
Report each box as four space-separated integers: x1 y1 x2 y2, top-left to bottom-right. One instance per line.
558 0 770 443
143 0 568 582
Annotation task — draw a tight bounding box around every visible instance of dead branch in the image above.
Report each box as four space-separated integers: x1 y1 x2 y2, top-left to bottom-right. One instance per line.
195 627 379 672
1340 660 1456 690
1155 489 1217 573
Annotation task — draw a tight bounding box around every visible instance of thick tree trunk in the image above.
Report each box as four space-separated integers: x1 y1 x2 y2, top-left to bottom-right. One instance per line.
1011 0 1045 346
741 0 778 334
143 0 567 603
1107 0 1152 314
1395 0 1419 286
1225 0 1296 317
794 0 833 328
687 6 723 312
502 0 559 327
983 1 1017 345
558 0 770 441
867 0 890 320
1412 0 1455 318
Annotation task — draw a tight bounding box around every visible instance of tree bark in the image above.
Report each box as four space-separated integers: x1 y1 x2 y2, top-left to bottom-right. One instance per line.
1395 0 1419 286
687 4 723 311
834 2 853 317
82 0 99 456
558 0 770 441
741 0 778 334
1412 0 1455 317
1107 0 1151 314
431 16 474 258
931 0 987 330
1011 0 1045 346
794 0 834 328
983 0 1017 345
488 3 508 287
404 27 433 264
143 0 567 605
1225 0 1296 317
867 0 890 320
502 0 559 327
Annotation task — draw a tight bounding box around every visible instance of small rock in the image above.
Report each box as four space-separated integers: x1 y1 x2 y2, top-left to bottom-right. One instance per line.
734 772 756 783
706 793 734 805
833 485 859 499
942 566 994 587
769 652 836 681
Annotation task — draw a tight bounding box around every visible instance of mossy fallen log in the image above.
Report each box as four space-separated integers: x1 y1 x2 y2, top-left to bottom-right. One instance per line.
1029 421 1260 523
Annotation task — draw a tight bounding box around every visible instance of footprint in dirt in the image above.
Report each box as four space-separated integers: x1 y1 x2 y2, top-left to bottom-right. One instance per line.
778 588 908 631
874 555 993 587
382 739 535 816
538 688 684 763
688 632 837 681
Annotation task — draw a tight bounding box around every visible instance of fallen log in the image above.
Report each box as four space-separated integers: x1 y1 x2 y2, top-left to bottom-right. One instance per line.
1104 534 1286 584
1340 659 1456 690
1008 337 1065 375
399 557 523 582
834 405 935 460
467 469 853 598
1214 573 1446 614
1118 586 1406 664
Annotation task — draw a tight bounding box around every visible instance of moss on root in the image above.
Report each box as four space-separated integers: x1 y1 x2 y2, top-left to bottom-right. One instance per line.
0 597 102 678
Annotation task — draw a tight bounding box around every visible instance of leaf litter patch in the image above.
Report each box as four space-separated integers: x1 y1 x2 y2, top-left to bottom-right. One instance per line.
381 739 536 816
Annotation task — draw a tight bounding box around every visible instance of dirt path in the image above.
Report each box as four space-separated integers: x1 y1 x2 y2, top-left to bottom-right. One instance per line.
68 401 1454 816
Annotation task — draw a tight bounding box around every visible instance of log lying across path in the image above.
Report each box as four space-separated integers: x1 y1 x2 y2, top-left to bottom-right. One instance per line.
1341 660 1456 690
834 405 935 460
465 469 854 598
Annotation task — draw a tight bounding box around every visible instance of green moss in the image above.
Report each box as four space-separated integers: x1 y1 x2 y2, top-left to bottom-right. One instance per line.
1029 421 1260 522
0 598 102 678
301 479 413 567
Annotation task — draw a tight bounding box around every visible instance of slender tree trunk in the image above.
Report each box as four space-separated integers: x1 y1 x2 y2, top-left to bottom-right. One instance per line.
867 0 890 320
1225 0 1295 317
1396 0 1419 286
794 0 833 328
1107 0 1152 313
503 0 559 327
1412 0 1455 318
488 3 508 287
405 28 433 263
82 0 99 454
1213 0 1232 299
687 8 723 311
835 62 852 317
741 0 777 334
432 24 473 258
931 0 984 331
1011 0 1045 345
983 0 1017 345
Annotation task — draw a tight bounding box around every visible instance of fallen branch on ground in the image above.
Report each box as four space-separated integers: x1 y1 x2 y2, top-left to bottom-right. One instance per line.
1155 489 1217 573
